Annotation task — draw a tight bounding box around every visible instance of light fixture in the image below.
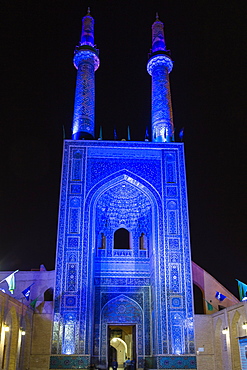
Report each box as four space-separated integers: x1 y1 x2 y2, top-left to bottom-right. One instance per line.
242 322 247 329
20 328 26 336
222 327 228 334
3 324 9 332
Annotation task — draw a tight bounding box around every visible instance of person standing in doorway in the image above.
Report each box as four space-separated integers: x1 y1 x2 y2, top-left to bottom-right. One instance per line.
112 360 118 370
124 358 131 370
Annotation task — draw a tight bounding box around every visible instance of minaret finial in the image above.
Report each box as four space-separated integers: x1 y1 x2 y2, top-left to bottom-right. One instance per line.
156 12 159 20
87 7 90 15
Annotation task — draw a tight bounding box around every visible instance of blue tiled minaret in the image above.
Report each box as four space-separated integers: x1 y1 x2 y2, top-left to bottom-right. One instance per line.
147 14 174 142
51 12 196 370
72 8 99 140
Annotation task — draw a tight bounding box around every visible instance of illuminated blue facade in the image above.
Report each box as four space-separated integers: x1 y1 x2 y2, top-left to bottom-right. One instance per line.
51 12 196 370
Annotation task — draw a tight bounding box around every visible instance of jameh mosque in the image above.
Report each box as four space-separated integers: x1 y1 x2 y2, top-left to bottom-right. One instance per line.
0 9 246 370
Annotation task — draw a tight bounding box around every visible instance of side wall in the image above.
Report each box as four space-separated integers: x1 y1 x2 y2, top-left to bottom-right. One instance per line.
29 302 53 370
195 301 247 370
0 291 33 370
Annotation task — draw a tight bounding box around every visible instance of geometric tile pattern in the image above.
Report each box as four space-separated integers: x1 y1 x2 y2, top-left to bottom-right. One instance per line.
158 356 197 369
52 140 195 369
50 355 90 369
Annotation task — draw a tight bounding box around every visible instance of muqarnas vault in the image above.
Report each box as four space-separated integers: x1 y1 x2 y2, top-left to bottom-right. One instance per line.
51 10 196 370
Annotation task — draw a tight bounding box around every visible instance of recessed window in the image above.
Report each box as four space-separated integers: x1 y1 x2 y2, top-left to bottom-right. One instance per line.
114 228 130 249
139 233 146 250
99 232 106 249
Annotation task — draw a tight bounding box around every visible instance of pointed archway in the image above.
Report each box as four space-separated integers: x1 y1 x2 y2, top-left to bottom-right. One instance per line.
100 295 143 367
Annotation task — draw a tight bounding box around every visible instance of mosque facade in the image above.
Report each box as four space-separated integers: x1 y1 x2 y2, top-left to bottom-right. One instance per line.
51 10 196 370
2 9 247 370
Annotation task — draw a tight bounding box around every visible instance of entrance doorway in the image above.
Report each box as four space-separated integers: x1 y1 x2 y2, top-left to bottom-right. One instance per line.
108 325 136 368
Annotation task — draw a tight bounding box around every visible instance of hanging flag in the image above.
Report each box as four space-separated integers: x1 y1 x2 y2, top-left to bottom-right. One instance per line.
206 300 214 311
22 283 35 301
236 279 247 301
0 270 19 294
30 296 39 310
215 291 226 301
179 127 184 141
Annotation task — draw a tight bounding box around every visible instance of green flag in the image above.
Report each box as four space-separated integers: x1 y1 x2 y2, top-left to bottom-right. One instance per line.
0 270 19 294
206 300 214 311
30 296 39 309
236 279 247 301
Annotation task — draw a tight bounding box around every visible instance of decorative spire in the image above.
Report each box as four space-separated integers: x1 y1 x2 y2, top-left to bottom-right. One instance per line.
98 126 103 140
113 128 118 140
127 126 131 141
80 9 95 47
151 14 167 53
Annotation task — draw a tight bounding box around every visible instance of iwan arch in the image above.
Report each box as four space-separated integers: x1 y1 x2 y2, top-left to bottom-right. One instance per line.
89 171 159 364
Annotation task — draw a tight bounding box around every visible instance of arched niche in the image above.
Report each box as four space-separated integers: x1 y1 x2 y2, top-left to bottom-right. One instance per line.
214 318 223 370
114 228 130 249
94 180 152 253
85 172 161 259
85 171 161 256
230 311 241 370
7 306 19 370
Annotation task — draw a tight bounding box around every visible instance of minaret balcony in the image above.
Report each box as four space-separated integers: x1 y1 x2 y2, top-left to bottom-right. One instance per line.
73 46 100 71
147 53 173 75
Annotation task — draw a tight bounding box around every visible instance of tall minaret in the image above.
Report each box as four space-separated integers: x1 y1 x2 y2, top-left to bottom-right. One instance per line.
72 8 100 140
147 14 174 142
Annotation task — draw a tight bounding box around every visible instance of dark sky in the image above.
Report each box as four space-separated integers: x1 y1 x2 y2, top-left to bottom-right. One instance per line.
1 1 247 298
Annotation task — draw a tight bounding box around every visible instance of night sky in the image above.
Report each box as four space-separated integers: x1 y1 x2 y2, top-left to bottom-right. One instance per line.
1 1 247 298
